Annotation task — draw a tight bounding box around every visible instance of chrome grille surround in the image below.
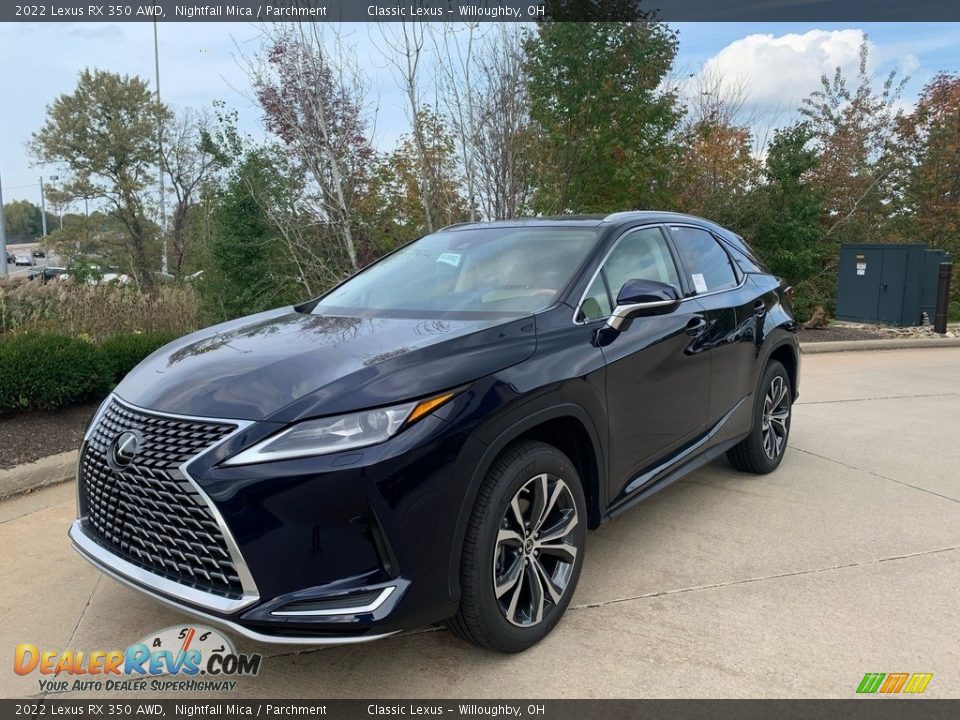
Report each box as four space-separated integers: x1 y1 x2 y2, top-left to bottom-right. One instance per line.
76 395 258 613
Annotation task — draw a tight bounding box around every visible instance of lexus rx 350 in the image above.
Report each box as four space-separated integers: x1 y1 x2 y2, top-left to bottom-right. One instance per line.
70 211 800 653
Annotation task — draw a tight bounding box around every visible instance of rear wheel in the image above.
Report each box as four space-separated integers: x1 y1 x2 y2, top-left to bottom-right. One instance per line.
727 360 792 474
450 440 586 653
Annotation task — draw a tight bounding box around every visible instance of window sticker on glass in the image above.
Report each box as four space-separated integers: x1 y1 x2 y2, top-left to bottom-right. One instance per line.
691 273 708 293
436 252 462 268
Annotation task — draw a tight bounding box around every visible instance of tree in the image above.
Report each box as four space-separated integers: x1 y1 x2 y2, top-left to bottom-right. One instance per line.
249 24 376 277
896 73 960 253
670 118 758 223
198 149 303 321
30 69 170 288
162 109 224 272
2 200 43 238
799 39 907 247
363 109 470 247
745 123 827 319
524 21 681 213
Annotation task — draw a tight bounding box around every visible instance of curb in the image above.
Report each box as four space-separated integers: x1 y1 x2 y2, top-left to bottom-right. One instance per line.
0 450 77 500
802 337 960 354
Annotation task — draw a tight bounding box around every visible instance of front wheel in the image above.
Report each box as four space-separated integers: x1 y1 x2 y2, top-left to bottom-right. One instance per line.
450 440 587 653
727 360 792 474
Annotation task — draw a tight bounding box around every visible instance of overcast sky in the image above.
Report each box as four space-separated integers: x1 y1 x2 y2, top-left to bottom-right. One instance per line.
1 21 958 208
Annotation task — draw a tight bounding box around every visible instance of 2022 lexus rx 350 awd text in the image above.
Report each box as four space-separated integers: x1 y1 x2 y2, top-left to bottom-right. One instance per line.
70 212 800 653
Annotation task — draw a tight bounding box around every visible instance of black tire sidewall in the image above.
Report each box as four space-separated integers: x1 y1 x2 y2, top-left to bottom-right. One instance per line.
471 443 587 652
750 361 792 472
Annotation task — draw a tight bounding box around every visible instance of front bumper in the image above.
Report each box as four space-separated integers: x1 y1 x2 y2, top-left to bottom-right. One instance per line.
69 520 400 645
71 392 488 645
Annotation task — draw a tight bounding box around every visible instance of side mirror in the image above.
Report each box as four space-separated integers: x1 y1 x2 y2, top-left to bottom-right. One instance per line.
607 279 681 331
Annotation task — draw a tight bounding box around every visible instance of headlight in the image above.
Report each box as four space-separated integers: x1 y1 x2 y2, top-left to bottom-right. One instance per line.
223 391 458 466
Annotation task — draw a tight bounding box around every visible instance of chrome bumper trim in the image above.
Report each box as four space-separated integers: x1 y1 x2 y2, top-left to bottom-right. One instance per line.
70 520 257 613
270 586 396 617
70 521 401 646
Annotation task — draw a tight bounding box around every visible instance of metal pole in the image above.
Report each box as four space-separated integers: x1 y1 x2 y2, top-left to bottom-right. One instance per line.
154 18 168 275
40 176 48 237
0 164 8 279
933 261 953 335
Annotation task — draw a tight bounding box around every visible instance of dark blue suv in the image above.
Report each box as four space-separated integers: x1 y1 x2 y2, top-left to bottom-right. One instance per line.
70 212 799 653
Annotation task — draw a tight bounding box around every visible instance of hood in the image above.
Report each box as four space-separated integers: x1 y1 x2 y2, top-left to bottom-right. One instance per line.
113 308 536 422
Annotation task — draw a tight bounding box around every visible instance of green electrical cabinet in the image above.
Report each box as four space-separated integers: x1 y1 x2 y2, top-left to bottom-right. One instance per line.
836 243 948 326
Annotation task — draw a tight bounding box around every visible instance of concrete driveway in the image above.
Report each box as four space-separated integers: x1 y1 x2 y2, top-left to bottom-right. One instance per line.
2 348 958 699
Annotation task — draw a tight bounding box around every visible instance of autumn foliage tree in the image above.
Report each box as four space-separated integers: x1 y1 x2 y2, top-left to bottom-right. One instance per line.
896 73 960 252
250 24 377 282
799 40 906 248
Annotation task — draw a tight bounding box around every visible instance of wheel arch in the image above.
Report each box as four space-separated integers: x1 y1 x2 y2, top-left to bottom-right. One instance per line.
764 340 800 400
447 404 605 600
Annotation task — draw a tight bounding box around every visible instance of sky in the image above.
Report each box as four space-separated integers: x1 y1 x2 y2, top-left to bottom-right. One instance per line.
0 21 958 208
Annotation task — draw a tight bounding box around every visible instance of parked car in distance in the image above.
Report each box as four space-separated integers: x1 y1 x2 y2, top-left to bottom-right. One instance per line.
70 211 800 653
29 266 67 283
14 253 36 266
32 249 46 258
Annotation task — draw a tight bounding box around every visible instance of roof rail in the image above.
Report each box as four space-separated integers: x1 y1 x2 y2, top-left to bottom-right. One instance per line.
602 210 646 222
438 221 477 231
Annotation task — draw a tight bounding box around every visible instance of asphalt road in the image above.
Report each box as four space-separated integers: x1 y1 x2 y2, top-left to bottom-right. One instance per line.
3 243 52 279
2 348 958 699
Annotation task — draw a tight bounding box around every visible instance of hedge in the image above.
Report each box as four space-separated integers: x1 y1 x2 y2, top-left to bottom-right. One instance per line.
0 331 180 414
0 334 113 412
100 331 178 383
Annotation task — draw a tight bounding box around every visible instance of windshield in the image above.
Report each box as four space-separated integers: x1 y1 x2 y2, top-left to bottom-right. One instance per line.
314 227 600 316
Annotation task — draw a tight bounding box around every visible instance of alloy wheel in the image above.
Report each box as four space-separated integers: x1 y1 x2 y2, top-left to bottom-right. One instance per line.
761 375 790 460
492 473 579 627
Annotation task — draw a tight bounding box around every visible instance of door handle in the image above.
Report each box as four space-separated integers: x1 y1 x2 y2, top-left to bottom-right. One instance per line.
753 300 766 316
685 317 708 336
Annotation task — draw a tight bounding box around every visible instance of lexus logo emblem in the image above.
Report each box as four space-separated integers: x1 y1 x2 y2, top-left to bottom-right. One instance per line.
110 431 141 467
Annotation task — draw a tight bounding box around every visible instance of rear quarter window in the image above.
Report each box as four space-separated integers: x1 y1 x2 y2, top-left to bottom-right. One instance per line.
670 226 739 294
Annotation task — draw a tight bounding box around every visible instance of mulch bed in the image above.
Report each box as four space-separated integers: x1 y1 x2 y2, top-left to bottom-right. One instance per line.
797 326 886 343
0 401 100 469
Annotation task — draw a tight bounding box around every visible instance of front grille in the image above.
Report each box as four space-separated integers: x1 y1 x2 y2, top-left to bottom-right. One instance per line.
78 398 243 599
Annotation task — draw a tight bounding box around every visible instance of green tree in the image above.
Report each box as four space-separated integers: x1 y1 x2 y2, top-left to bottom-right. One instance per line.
524 21 681 213
30 69 171 289
745 123 827 319
2 199 43 238
198 150 302 321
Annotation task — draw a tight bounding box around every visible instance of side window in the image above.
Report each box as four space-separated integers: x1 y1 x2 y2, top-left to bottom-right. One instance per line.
670 226 738 294
602 227 681 301
578 274 612 322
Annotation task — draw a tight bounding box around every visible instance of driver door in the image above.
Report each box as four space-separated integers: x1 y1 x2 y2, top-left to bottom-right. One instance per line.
583 225 711 502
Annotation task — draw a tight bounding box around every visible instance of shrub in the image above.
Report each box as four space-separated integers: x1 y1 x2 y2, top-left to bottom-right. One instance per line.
100 332 179 382
0 281 202 342
0 334 112 412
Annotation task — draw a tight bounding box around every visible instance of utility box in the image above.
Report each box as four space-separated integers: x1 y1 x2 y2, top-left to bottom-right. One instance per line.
836 243 949 326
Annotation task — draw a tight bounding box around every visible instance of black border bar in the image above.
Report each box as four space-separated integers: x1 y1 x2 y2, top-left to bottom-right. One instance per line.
2 1 960 23
3 700 960 720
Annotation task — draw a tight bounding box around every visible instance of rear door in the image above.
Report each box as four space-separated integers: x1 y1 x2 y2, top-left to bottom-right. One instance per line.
579 225 711 501
667 224 763 425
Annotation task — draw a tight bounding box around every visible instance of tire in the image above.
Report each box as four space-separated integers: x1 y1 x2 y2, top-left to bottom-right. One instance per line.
450 440 587 653
727 360 793 474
